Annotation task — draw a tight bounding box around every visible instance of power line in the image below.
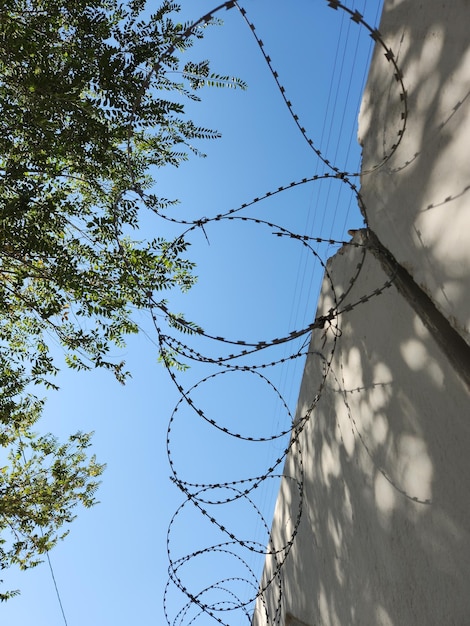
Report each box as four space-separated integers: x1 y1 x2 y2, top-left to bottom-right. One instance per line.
46 552 69 626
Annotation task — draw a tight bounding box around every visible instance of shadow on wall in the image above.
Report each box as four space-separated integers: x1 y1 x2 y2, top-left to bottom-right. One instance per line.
259 241 470 626
358 0 470 346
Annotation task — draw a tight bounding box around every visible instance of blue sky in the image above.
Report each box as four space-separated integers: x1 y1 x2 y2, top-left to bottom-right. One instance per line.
2 1 383 624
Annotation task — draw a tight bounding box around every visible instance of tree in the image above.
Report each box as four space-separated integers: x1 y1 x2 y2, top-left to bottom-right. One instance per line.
0 0 245 594
0 428 105 601
0 346 106 600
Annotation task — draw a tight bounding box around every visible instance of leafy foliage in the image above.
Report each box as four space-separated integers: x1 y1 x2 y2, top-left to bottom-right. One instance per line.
0 351 105 599
0 428 105 600
0 0 244 594
0 0 244 383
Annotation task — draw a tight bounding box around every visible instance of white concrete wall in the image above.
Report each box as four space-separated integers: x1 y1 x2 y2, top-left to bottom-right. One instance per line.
358 0 470 344
253 1 470 624
253 242 470 626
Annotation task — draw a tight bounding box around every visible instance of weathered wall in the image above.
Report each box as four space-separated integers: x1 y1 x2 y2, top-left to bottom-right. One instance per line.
358 0 470 344
253 243 470 626
252 1 470 624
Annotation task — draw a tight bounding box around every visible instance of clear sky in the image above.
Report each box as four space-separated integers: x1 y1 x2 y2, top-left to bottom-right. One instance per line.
2 1 383 624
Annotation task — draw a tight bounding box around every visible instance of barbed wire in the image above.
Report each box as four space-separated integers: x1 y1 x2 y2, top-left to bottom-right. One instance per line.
331 358 433 505
136 1 411 624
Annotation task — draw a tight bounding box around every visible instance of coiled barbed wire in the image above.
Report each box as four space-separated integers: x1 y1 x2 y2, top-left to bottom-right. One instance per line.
139 2 409 624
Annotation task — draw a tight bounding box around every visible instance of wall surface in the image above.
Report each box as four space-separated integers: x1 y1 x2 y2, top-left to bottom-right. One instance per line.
252 1 470 624
358 0 470 343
